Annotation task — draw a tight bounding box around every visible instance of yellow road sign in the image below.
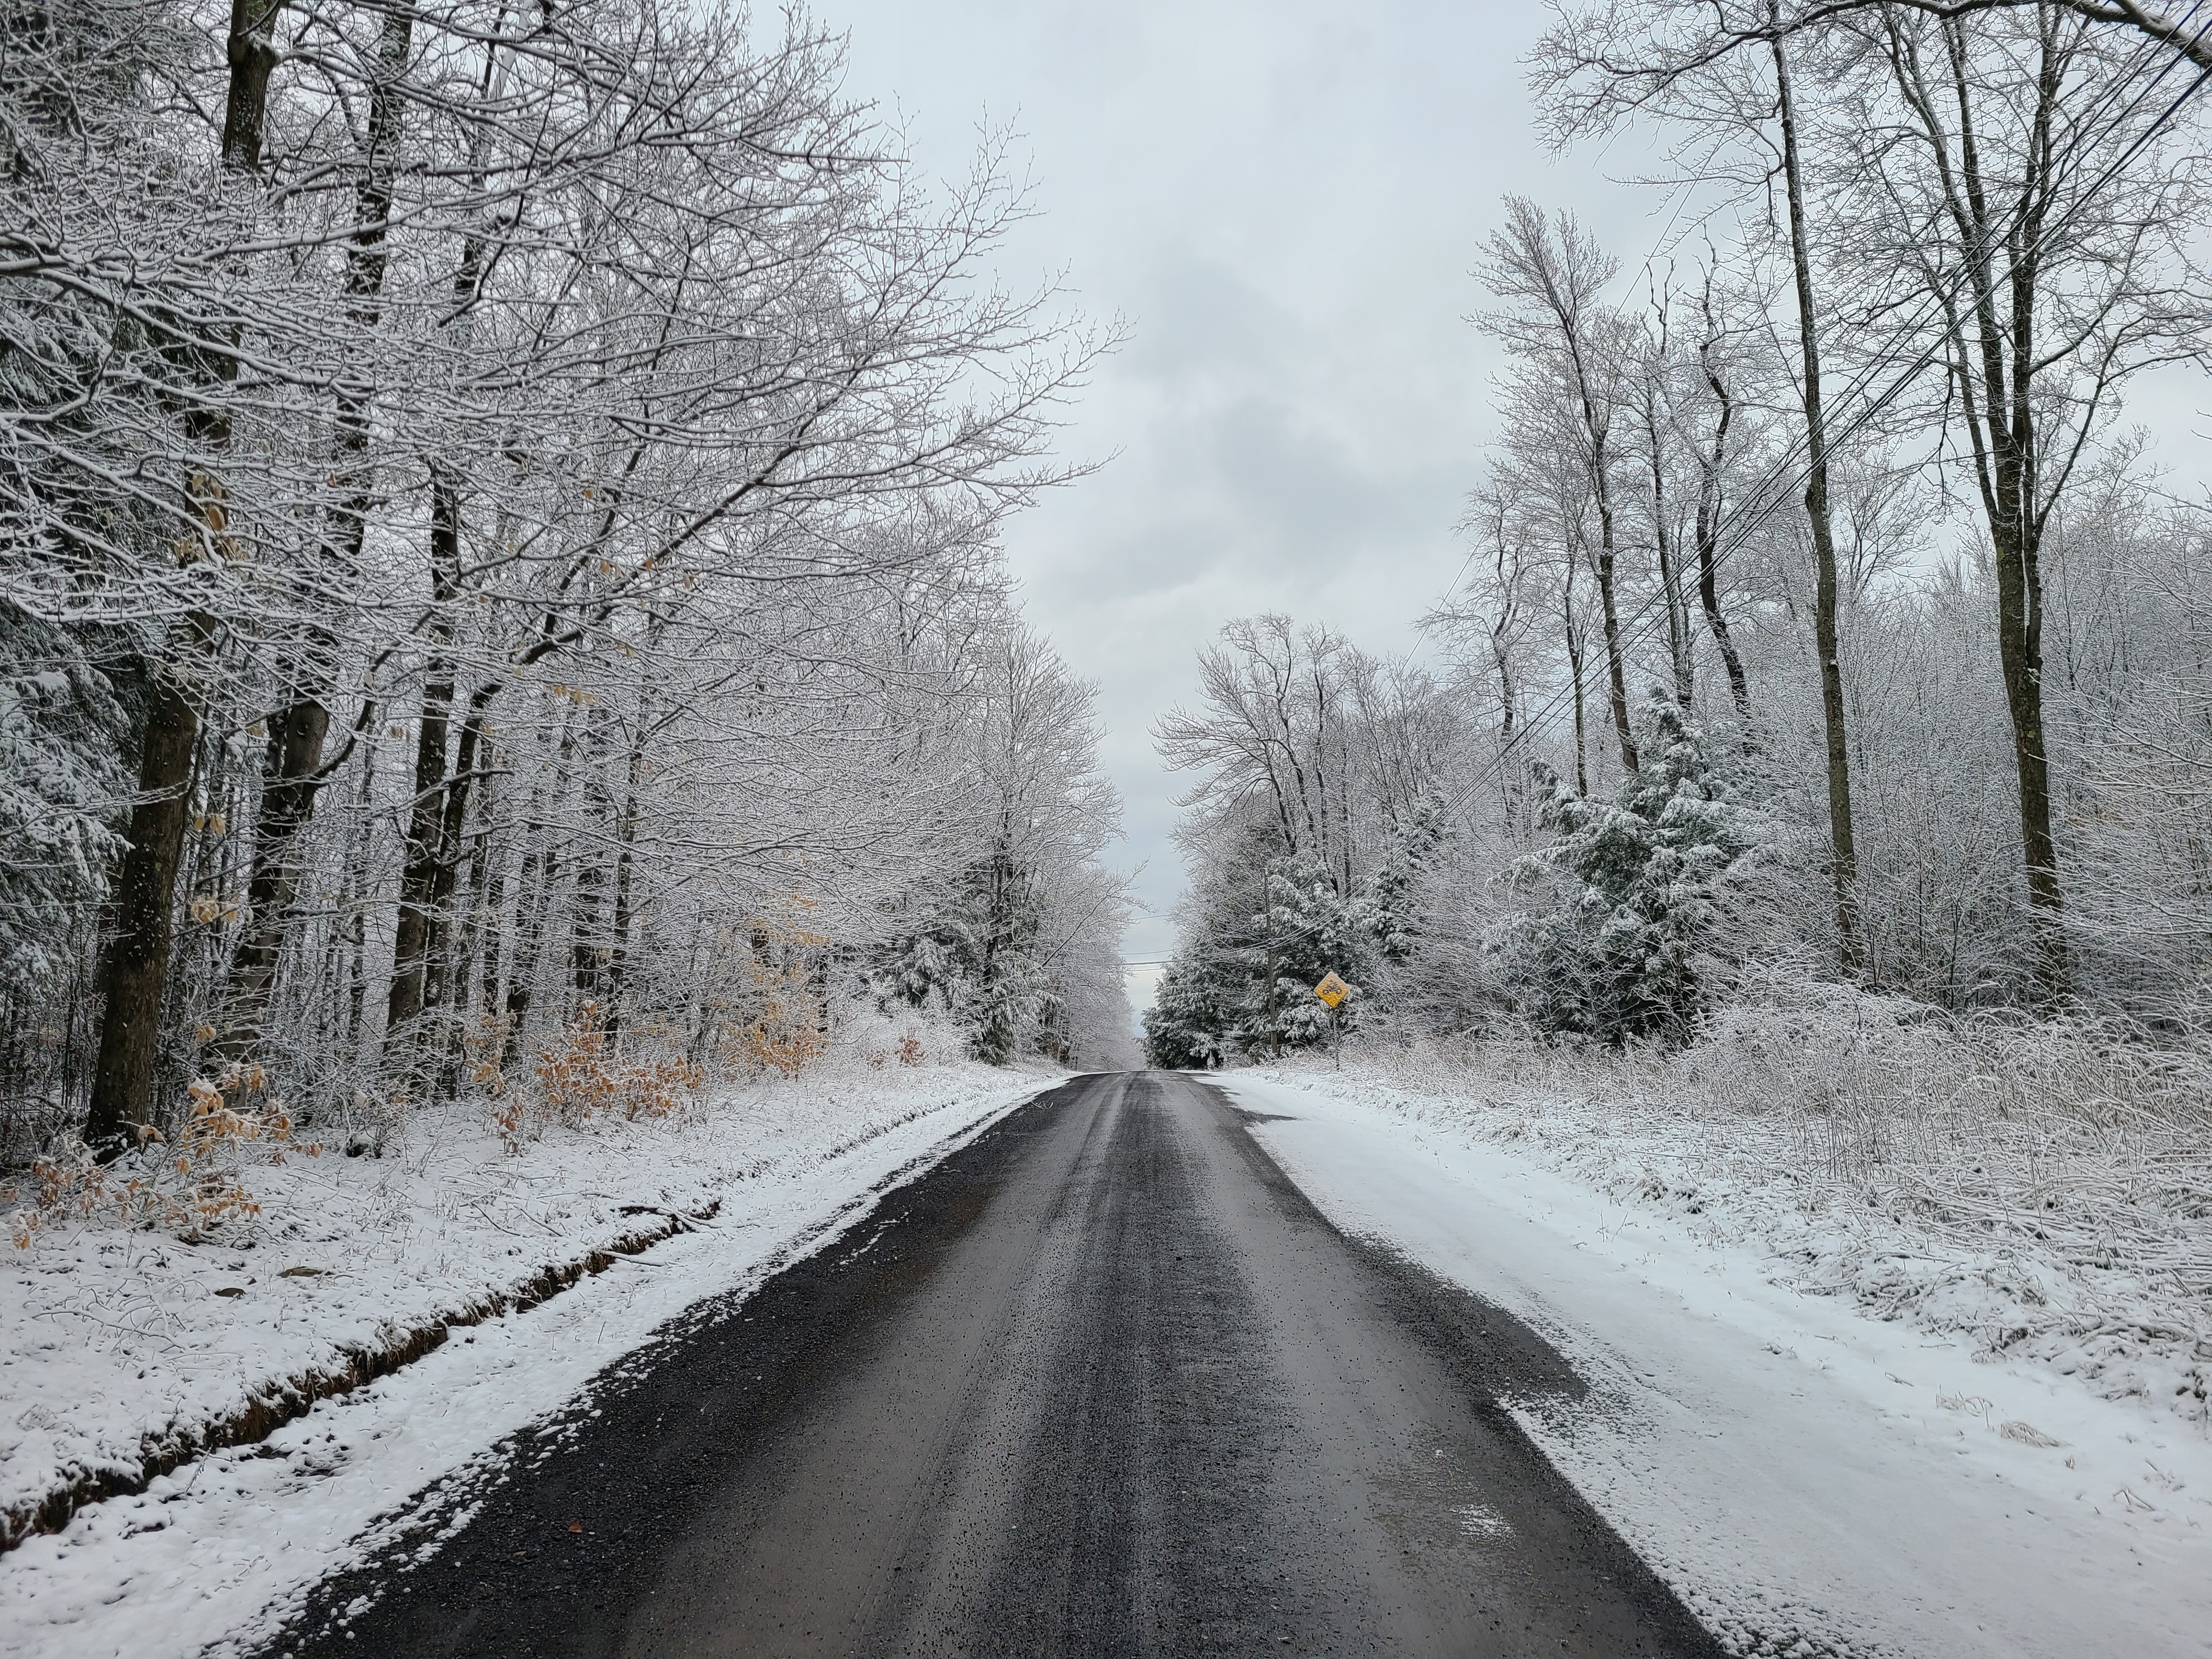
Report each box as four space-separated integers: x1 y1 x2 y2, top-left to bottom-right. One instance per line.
1314 972 1351 1008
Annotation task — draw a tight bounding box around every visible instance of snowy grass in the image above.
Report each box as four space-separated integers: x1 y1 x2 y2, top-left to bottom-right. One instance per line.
1222 1069 2212 1659
0 1023 1053 1550
1268 975 2212 1430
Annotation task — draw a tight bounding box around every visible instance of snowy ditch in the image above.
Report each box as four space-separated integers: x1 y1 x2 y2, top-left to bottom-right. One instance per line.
0 1060 1054 1658
3 1195 722 1551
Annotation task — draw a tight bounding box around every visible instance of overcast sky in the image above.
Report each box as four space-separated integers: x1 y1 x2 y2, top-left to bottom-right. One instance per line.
808 0 1675 1012
810 0 2210 1019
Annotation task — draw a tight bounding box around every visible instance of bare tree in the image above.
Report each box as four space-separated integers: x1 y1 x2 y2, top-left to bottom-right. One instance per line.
1825 1 2211 989
1479 199 1642 775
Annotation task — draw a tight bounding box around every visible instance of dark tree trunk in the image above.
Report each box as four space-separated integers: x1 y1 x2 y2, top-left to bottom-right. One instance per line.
1936 16 2068 993
384 468 461 1044
1694 308 1752 719
504 716 575 1064
1772 15 1863 972
602 613 663 1045
423 701 490 1015
1565 594 1589 798
1592 460 1639 773
1993 502 2063 965
568 712 612 1006
502 833 551 1068
431 726 496 1098
83 618 211 1152
1644 380 1694 709
84 0 279 1147
219 0 284 170
342 743 375 1048
216 694 329 1059
1635 297 1694 712
604 763 642 1045
477 785 507 1027
383 687 453 1042
220 3 415 1056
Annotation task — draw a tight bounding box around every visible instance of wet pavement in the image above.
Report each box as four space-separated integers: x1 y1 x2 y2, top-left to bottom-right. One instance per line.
267 1070 1722 1657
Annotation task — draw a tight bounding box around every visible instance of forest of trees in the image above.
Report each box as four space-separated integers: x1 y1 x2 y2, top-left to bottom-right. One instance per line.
0 0 1138 1167
9 0 2212 1135
1146 0 2212 1065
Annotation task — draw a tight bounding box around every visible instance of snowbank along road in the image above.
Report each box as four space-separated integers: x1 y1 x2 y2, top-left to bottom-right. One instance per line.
265 1070 1720 1656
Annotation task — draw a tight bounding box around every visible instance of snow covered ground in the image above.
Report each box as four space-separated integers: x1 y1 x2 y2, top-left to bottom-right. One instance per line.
11 1054 2205 1658
1223 1065 2212 1659
0 1060 1053 1659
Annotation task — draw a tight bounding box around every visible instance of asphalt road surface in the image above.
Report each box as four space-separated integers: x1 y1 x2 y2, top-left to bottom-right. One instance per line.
271 1071 1724 1658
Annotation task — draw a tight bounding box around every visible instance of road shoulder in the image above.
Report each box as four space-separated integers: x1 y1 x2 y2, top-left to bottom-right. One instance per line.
1213 1068 2212 1659
0 1065 1052 1659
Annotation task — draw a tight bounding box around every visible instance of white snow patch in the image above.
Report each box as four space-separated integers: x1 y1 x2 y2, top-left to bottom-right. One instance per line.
1218 1068 2212 1659
0 1062 1051 1659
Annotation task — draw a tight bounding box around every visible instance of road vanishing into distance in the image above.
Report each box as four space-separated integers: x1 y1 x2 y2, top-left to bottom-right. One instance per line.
270 1073 1725 1657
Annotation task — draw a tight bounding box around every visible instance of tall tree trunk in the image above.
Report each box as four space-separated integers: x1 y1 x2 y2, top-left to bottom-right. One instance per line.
83 4 282 1147
423 697 492 1017
383 466 460 1045
502 833 552 1068
1262 860 1280 1060
604 750 644 1046
433 735 496 1099
568 712 611 1008
219 0 283 171
477 770 508 1029
1591 449 1639 772
382 684 453 1042
1933 16 2068 992
1694 306 1752 719
411 155 507 1053
460 752 499 1004
1771 13 1864 973
501 716 569 1066
216 692 330 1058
221 0 415 1056
342 743 375 1048
1491 616 1520 832
1991 473 2063 986
83 607 215 1151
1643 375 1695 708
1565 588 1589 797
602 612 663 1045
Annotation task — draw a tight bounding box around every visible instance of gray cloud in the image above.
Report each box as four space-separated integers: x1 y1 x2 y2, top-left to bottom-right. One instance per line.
810 0 1655 986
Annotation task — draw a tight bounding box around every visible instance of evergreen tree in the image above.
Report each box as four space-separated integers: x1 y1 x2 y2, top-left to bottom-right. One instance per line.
1494 698 1770 1043
1246 857 1371 1051
1144 850 1374 1063
1364 797 1446 967
1141 956 1237 1068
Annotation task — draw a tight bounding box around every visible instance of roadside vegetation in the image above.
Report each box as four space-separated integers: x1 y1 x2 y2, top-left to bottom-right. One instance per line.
1256 982 2212 1430
0 0 1139 1255
1144 2 2212 1381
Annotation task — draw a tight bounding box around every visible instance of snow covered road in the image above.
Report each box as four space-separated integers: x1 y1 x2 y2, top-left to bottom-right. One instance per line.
234 1070 1720 1658
1223 1071 2212 1659
13 1066 2206 1657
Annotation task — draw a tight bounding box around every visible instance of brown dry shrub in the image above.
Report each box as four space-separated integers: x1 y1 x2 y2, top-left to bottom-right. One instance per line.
694 898 835 1079
7 1062 313 1247
495 1005 705 1153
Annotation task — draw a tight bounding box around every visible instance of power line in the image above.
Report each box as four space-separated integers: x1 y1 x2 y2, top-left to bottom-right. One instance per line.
1149 6 2211 988
1432 3 2212 822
